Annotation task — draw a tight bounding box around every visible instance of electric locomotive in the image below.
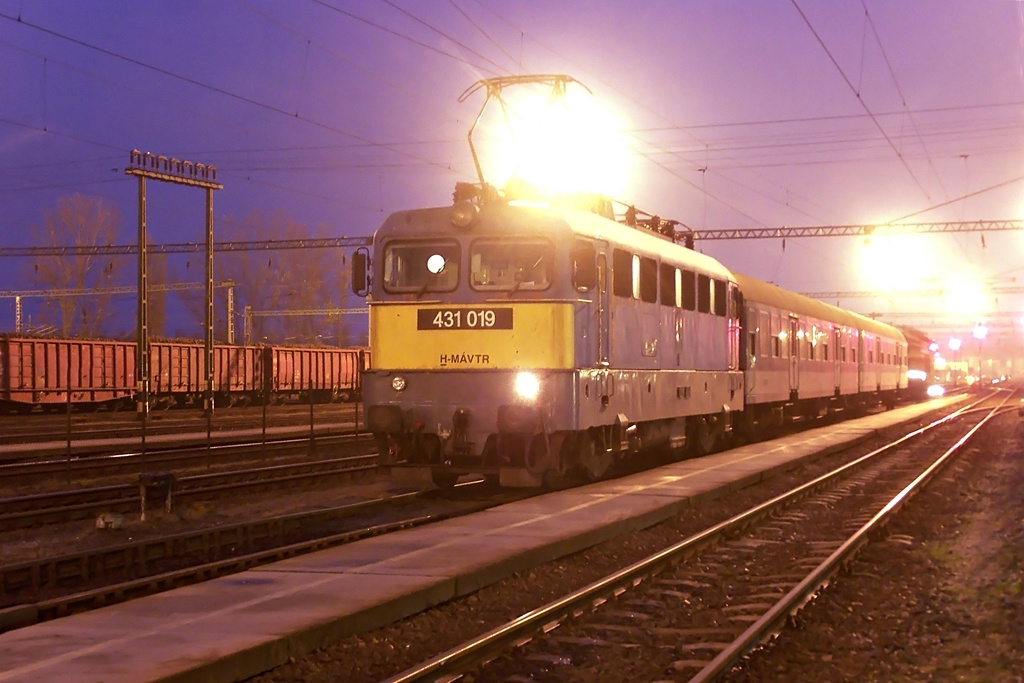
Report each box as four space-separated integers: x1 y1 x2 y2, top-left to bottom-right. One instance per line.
353 189 743 487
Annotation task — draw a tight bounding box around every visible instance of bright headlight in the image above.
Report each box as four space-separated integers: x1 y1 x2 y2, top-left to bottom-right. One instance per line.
907 369 927 382
926 384 945 397
392 376 407 392
514 372 541 401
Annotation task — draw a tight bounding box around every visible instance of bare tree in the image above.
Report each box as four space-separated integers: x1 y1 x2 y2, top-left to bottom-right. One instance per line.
28 194 126 337
178 209 349 345
148 252 170 338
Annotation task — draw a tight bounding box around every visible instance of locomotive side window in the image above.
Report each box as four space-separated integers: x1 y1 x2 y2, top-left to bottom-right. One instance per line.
613 249 632 297
659 263 676 306
383 241 460 292
639 256 657 303
470 239 552 291
697 274 711 313
681 269 696 310
713 278 727 316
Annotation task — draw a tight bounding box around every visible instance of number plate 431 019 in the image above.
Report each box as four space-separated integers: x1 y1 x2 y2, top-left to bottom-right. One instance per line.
417 308 513 330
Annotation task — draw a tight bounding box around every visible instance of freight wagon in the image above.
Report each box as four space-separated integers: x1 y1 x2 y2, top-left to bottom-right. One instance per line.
0 335 367 413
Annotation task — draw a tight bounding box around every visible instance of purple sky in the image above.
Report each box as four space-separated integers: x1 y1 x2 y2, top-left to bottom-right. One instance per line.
2 1 1023 346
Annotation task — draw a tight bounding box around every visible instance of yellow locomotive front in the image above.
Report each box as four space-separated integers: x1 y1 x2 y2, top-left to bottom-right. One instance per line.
359 200 590 487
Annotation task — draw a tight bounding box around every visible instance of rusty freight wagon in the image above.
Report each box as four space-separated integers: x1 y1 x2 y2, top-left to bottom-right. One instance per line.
0 335 135 413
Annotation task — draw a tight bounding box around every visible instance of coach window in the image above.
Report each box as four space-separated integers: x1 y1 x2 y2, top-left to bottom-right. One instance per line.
659 263 676 306
383 240 460 293
759 310 770 357
748 308 759 357
470 238 552 291
697 274 712 313
613 249 632 297
770 314 780 357
638 256 657 303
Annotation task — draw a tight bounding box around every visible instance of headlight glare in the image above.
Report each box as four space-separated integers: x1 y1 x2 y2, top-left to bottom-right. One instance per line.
514 371 541 401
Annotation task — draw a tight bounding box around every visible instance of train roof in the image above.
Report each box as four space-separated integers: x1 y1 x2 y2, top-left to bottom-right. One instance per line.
376 202 736 282
898 325 934 348
731 271 906 342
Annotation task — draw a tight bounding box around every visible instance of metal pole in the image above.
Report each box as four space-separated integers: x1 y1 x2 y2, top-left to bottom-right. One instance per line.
226 283 235 345
205 187 214 416
137 175 149 461
309 362 316 455
205 187 214 463
65 341 72 483
244 305 252 346
15 295 22 334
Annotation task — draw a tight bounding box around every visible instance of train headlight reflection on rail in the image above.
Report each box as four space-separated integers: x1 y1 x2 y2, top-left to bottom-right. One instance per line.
514 371 541 401
392 376 407 392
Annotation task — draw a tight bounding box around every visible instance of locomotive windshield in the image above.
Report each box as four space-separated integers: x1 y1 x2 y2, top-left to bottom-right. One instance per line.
470 239 552 291
383 241 460 292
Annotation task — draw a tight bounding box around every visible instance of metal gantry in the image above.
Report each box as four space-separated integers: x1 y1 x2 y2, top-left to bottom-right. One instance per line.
685 219 1024 241
125 150 222 420
0 236 372 257
2 221 1016 258
241 306 367 345
0 281 236 337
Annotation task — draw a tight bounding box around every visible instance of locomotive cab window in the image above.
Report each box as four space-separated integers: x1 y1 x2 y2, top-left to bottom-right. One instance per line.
470 239 552 291
572 240 597 291
383 240 460 293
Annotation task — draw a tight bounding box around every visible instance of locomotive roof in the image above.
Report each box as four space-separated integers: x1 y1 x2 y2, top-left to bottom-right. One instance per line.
731 271 906 342
376 202 736 281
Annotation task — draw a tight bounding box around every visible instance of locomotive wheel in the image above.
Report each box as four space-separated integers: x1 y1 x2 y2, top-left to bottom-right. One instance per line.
577 433 611 481
524 434 553 477
540 433 570 490
690 416 717 457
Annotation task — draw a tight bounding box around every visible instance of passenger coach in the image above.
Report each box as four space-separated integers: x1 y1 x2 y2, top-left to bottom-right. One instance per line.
734 273 907 434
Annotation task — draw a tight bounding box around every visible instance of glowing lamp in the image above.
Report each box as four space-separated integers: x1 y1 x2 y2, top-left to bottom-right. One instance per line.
450 201 478 230
514 372 541 401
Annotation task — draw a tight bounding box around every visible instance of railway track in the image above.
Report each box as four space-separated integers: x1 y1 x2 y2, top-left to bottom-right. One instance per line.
380 390 1011 683
0 429 373 492
0 480 533 633
0 403 359 446
0 442 380 531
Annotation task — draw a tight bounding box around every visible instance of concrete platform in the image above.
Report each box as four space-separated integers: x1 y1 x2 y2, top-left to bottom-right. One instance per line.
0 397 963 683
